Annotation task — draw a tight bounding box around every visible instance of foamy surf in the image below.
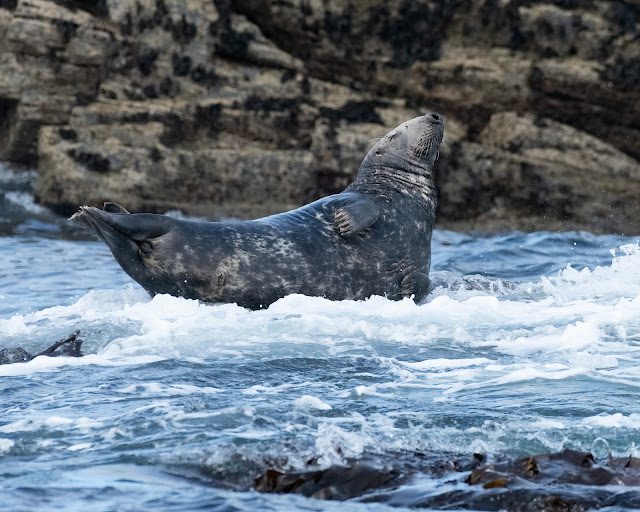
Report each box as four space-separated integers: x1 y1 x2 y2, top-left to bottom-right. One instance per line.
2 215 640 510
1 244 640 383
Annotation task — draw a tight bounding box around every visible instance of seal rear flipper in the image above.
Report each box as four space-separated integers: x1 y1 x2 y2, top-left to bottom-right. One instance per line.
330 196 380 237
70 206 174 242
103 201 130 214
69 206 179 292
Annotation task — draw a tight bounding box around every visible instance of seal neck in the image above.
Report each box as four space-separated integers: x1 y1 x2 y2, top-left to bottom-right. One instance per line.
347 159 437 217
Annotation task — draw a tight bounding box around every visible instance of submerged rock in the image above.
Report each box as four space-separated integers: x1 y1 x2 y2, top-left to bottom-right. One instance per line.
253 449 640 509
0 0 638 232
254 464 401 500
0 330 83 364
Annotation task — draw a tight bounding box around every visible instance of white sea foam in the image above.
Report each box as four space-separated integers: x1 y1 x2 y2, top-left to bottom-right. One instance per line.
164 210 210 222
315 423 369 465
0 162 37 186
0 354 162 377
580 413 640 429
399 357 493 371
293 395 332 411
116 382 223 396
0 438 15 454
0 415 102 434
542 243 640 302
3 247 640 384
3 191 50 215
242 383 301 395
67 443 92 452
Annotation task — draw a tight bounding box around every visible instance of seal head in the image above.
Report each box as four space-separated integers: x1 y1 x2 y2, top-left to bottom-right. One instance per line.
364 112 444 170
349 112 443 215
70 113 445 309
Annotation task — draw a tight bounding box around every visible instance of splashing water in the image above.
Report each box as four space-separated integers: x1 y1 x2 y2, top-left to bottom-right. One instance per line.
1 163 640 510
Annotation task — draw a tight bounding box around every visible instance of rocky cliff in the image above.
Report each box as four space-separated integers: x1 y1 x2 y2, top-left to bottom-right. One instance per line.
0 0 638 233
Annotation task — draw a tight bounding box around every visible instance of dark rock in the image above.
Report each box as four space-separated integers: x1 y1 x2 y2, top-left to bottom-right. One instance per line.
172 14 197 44
0 331 83 364
149 146 164 162
142 84 158 99
69 150 111 173
252 449 640 508
255 464 399 500
0 347 32 364
50 0 109 18
159 113 186 146
280 69 296 83
190 65 218 86
158 77 179 97
172 54 192 76
376 0 460 66
54 19 77 44
603 53 640 93
319 100 385 125
195 103 222 134
243 95 299 112
58 128 77 141
0 97 19 159
136 47 158 76
214 28 252 59
0 0 17 10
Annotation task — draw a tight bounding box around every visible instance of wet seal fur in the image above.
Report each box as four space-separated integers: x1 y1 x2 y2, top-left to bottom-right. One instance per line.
70 113 444 309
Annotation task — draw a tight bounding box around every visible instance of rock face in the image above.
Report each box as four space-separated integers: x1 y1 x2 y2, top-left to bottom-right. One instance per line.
0 0 638 233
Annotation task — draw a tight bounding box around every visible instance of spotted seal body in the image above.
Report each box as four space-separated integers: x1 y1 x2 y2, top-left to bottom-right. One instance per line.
70 113 444 309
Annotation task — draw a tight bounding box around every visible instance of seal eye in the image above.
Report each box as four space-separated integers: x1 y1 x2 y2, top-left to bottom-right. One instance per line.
375 150 382 156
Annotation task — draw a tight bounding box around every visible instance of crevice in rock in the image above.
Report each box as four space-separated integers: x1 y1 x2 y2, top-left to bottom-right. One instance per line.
67 149 111 173
0 0 17 11
48 0 109 18
304 168 352 204
0 97 19 158
319 100 386 125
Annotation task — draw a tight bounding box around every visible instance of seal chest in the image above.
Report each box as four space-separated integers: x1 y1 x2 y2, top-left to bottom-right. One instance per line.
70 113 445 309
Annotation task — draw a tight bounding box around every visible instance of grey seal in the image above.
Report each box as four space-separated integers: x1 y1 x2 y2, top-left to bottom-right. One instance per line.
70 113 444 309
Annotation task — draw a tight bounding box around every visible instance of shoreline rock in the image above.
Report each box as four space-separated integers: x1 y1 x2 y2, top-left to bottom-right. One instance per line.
253 449 640 510
0 0 638 233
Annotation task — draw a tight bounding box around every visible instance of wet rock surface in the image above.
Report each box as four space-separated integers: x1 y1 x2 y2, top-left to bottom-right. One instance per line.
252 449 640 510
0 330 83 364
0 0 638 232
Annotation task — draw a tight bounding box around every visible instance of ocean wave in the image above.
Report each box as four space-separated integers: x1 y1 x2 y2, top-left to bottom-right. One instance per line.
3 191 50 215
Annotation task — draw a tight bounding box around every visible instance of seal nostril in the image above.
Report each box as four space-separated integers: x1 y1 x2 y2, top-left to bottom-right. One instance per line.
431 113 440 121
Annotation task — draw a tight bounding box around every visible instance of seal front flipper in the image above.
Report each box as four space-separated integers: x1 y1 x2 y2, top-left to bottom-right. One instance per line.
399 272 430 303
329 196 380 237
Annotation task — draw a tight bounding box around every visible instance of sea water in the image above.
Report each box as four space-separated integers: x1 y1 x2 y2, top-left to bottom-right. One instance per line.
1 163 639 511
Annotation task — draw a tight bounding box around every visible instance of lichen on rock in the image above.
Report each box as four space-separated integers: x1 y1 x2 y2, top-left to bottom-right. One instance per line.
0 0 637 233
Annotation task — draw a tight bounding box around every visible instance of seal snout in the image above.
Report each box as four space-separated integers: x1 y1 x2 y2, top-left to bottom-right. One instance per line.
426 112 444 125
